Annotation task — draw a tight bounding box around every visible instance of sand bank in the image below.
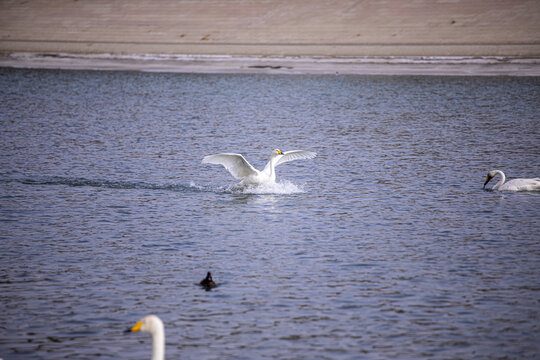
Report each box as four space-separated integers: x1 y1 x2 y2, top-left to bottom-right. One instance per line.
1 52 539 76
1 0 539 57
1 0 539 75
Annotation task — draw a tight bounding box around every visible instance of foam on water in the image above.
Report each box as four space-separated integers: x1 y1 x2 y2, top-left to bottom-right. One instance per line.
191 180 307 195
231 180 306 195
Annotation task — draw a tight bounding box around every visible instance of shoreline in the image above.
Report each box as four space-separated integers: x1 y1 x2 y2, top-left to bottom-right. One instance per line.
1 52 540 76
2 0 539 76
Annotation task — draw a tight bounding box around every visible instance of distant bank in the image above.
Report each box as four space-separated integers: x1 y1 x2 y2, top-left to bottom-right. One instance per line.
1 53 539 76
1 0 539 57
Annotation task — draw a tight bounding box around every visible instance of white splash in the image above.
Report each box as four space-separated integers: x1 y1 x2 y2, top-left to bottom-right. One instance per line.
190 180 306 195
189 180 208 192
233 180 306 195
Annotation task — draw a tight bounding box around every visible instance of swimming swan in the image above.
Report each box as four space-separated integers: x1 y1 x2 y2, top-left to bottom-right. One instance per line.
126 315 165 360
202 149 316 187
483 170 540 191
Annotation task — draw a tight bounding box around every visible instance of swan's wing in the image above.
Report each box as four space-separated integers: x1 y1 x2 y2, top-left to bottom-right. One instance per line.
202 153 258 179
520 178 540 184
499 178 540 191
509 178 540 190
275 150 317 167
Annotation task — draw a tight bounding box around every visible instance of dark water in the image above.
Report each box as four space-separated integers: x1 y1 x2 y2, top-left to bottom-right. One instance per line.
1 68 539 359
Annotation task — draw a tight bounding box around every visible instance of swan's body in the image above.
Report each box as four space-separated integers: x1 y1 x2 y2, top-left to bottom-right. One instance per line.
483 170 540 191
202 149 316 187
126 315 165 360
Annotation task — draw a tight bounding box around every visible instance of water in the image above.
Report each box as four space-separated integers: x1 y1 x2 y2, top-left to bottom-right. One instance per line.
1 68 539 359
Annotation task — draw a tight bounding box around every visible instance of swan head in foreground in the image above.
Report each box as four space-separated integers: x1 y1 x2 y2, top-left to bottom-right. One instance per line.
202 148 316 187
483 169 540 191
126 315 165 360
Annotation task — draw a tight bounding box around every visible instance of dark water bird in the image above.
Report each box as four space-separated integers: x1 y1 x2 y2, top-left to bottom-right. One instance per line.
200 272 216 290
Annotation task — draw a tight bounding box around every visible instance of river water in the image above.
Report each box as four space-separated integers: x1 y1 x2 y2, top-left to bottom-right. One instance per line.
1 68 539 359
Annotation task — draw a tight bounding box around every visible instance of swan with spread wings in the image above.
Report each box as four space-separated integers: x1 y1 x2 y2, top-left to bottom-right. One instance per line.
202 149 316 187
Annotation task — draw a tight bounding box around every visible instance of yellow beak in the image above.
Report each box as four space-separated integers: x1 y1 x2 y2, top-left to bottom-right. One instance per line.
130 321 143 332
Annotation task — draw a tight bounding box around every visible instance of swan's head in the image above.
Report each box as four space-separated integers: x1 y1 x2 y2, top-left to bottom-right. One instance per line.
125 315 164 335
483 170 499 188
272 149 284 156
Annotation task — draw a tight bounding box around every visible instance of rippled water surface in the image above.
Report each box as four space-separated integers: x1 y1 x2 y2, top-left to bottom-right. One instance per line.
1 68 539 359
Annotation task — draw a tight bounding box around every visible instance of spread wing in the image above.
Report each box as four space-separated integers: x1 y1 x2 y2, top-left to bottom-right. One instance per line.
202 153 258 179
275 150 317 167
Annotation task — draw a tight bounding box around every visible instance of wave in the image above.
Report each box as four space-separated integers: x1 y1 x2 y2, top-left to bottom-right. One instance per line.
2 176 306 195
4 175 205 193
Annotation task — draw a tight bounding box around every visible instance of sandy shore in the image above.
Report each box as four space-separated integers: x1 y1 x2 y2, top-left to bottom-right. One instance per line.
2 0 539 56
1 0 539 74
1 52 539 76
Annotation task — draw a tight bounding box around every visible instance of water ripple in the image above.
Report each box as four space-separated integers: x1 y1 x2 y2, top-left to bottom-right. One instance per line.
5 175 203 193
1 69 539 360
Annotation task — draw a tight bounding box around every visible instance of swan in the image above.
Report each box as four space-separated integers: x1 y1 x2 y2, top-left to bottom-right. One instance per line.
483 170 540 191
126 315 165 360
202 149 316 187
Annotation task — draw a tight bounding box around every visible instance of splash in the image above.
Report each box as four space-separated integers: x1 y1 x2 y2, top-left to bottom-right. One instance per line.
231 180 306 195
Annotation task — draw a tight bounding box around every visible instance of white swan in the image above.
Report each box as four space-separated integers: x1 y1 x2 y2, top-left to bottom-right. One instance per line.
202 149 316 187
126 315 165 360
483 170 540 191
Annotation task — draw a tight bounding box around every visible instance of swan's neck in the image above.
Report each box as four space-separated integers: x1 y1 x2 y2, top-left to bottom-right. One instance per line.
492 170 506 190
151 329 165 360
263 155 279 181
